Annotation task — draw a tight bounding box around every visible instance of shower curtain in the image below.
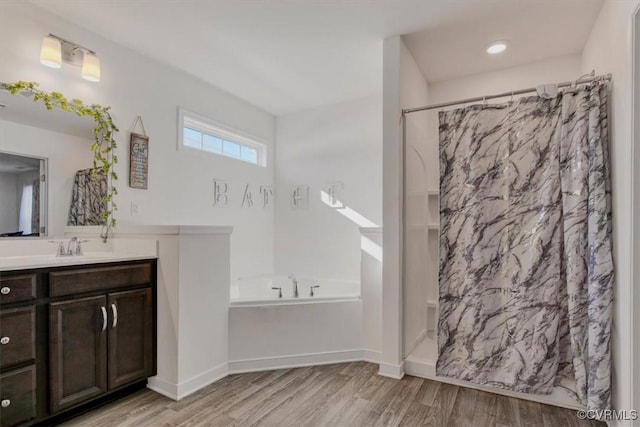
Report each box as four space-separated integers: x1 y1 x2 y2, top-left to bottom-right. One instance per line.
68 169 107 226
436 81 613 411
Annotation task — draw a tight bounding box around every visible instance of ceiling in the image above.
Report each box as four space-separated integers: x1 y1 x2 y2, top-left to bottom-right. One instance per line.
31 0 604 115
403 0 604 83
0 152 41 174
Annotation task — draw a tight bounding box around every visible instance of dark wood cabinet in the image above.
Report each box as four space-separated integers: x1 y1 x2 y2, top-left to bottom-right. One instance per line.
0 307 36 369
49 296 108 412
0 366 37 427
0 259 156 427
108 289 153 389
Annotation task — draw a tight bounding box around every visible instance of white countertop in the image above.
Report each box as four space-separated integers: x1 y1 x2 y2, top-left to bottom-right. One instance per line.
0 237 158 271
0 252 157 271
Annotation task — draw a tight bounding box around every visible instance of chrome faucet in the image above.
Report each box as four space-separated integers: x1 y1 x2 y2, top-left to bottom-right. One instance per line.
288 274 299 298
49 237 87 257
66 237 77 255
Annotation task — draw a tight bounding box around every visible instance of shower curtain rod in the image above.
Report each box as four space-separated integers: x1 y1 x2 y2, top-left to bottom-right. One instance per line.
401 73 612 116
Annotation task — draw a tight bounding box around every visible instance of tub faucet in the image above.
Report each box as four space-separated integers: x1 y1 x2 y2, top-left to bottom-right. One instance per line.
271 287 282 298
288 275 299 298
49 237 88 257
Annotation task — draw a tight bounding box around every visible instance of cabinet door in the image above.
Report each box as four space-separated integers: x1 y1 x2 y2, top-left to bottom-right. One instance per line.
49 296 107 412
108 288 153 389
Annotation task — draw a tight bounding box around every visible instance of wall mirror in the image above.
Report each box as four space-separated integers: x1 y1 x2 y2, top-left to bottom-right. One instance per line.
0 151 47 237
0 88 95 238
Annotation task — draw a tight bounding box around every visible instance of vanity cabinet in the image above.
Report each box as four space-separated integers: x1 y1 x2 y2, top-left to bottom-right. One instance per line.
49 295 108 412
0 259 156 427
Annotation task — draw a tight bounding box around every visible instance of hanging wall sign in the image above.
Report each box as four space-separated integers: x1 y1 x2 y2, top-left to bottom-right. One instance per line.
129 116 149 189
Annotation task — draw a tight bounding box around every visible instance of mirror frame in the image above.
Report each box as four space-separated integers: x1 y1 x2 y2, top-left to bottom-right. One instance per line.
0 150 48 238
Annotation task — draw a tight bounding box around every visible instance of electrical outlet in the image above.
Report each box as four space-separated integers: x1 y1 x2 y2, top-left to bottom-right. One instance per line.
130 201 139 216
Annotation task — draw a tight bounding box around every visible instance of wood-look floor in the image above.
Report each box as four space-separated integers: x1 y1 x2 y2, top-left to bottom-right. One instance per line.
60 362 605 427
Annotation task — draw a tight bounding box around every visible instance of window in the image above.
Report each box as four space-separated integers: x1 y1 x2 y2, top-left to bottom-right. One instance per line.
178 108 267 167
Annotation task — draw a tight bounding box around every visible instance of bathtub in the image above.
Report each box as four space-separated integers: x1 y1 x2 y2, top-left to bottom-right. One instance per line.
228 275 364 371
230 275 360 306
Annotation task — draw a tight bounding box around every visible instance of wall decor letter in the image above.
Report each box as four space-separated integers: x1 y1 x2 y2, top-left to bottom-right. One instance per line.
241 184 254 208
325 182 344 208
260 186 273 208
213 179 229 207
291 185 309 210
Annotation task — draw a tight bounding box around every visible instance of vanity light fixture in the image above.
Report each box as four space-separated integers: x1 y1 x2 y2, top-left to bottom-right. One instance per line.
39 35 62 68
486 41 508 55
39 34 101 82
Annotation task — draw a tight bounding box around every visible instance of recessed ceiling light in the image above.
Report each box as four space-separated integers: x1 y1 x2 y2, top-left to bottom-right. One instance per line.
486 41 508 55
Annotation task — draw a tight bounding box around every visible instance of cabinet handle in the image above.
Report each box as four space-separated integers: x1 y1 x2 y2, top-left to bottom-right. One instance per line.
1 399 10 408
0 337 9 345
0 286 10 295
101 306 107 332
111 304 118 328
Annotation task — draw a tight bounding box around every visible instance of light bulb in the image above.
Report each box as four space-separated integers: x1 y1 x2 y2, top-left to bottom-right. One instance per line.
40 35 62 68
486 41 508 55
81 52 101 82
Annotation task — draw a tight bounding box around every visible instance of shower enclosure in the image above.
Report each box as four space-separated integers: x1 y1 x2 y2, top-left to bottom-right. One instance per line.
402 77 613 413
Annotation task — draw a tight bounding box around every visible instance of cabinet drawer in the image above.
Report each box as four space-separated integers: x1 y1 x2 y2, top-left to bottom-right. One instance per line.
0 365 37 427
0 274 36 305
50 262 152 297
0 307 35 369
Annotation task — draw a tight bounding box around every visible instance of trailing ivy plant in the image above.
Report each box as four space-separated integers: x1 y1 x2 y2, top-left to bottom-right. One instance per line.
2 81 118 241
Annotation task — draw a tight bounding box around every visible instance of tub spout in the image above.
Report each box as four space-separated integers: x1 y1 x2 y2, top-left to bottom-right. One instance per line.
288 275 299 298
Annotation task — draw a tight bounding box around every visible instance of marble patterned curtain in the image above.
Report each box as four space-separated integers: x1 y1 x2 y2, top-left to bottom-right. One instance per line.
68 169 107 226
436 82 613 411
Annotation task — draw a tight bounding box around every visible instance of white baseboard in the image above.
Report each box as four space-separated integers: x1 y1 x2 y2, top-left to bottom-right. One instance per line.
362 349 381 364
404 359 584 411
147 363 229 401
147 376 179 400
176 362 229 400
148 349 384 401
378 361 405 379
228 349 364 374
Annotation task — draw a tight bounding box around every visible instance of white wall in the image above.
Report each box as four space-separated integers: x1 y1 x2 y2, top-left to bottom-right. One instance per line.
399 39 433 357
580 1 640 423
0 3 275 279
428 55 582 104
635 8 640 424
0 120 93 236
274 96 382 282
380 35 404 378
0 171 18 233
